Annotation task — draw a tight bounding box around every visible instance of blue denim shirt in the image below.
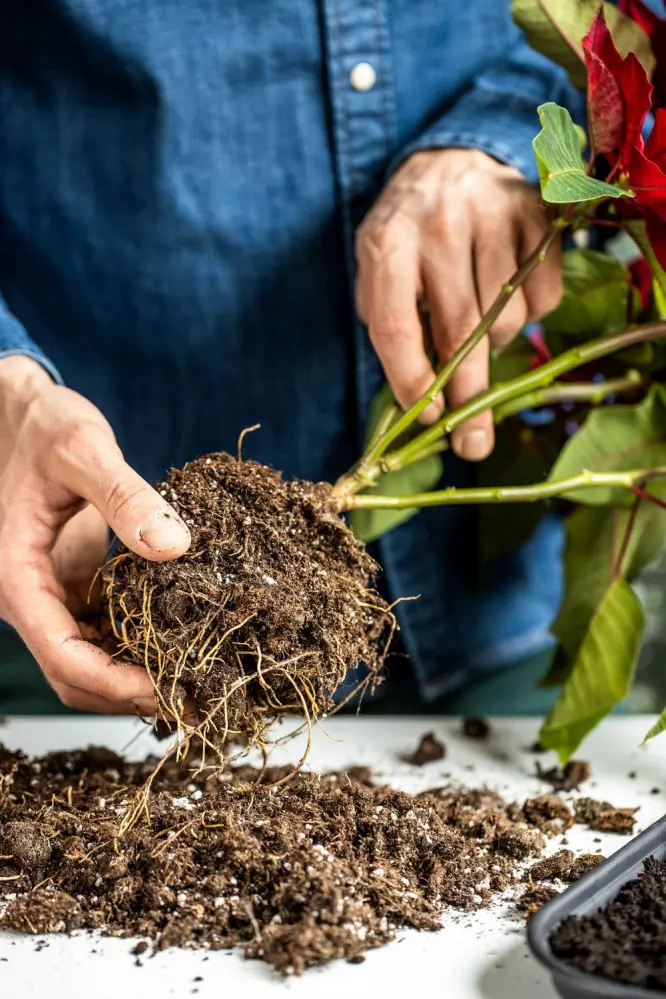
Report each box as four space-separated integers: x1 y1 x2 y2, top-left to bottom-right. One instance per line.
0 1 581 700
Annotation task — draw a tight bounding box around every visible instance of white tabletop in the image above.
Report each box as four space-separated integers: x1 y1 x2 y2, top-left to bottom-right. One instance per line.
1 715 665 999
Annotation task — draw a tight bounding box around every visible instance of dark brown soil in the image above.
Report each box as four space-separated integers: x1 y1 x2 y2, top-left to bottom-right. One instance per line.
0 743 632 976
551 856 666 991
519 884 559 916
574 797 638 833
565 854 606 881
102 454 393 754
462 718 490 740
537 760 591 792
406 732 445 766
528 850 575 882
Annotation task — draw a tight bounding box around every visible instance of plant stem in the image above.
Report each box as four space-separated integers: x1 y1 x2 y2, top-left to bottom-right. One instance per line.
629 485 666 511
380 438 448 474
384 321 666 472
613 496 641 580
339 468 661 513
333 217 566 498
493 371 643 424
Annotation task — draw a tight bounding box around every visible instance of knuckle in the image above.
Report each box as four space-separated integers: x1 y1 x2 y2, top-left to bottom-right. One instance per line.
104 479 147 523
356 220 400 260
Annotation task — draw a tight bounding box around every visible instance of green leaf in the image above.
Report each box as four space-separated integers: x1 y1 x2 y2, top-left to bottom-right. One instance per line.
624 219 666 319
543 501 666 686
548 384 666 505
643 708 666 744
533 104 632 204
478 422 558 567
490 335 536 383
540 578 644 765
512 0 656 91
543 249 638 341
349 454 444 543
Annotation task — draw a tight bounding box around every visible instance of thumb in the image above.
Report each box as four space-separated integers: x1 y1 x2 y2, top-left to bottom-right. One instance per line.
54 428 191 562
90 457 191 562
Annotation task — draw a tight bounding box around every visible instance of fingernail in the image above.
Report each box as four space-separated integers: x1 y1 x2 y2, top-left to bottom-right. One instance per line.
139 511 190 553
132 697 156 717
458 429 490 461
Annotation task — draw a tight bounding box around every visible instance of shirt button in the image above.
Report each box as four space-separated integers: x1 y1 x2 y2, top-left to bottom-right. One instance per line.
350 62 377 92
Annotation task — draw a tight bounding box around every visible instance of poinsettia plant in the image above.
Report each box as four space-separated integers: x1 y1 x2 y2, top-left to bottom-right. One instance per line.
330 0 666 763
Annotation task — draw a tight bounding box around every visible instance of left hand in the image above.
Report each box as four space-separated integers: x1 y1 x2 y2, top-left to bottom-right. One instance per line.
355 148 563 461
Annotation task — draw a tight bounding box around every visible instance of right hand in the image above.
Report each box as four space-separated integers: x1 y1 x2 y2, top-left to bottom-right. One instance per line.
0 356 191 714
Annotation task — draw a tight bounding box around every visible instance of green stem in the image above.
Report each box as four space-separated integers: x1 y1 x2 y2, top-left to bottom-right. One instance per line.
386 321 666 471
340 468 660 513
493 371 643 424
379 371 643 475
333 216 566 498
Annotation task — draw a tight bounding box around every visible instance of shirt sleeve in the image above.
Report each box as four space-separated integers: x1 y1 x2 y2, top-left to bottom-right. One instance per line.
0 298 63 383
391 40 585 185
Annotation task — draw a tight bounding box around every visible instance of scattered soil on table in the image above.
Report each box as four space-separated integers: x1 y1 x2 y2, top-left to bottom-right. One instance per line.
527 850 606 886
519 884 559 917
565 854 606 881
551 855 666 991
522 794 574 835
536 760 591 793
405 732 445 766
102 454 393 757
0 744 634 975
528 850 575 882
462 718 490 740
574 797 638 833
528 740 547 753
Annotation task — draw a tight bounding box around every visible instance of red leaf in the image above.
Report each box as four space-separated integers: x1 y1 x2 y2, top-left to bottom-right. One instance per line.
583 10 626 155
627 142 666 217
582 8 652 160
617 53 653 156
619 0 660 35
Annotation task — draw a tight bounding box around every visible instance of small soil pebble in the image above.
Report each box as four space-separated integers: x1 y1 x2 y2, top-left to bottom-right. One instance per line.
462 718 490 740
551 856 666 990
519 885 559 917
574 797 638 834
406 732 445 766
131 941 149 957
528 740 547 753
522 794 574 834
564 854 606 882
528 850 575 882
536 760 591 792
1 820 52 871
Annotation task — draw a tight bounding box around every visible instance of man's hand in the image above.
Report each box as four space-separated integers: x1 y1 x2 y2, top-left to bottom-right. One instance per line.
0 356 191 714
355 149 563 460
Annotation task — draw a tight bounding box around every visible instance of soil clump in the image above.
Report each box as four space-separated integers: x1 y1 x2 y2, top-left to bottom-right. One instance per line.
103 454 393 755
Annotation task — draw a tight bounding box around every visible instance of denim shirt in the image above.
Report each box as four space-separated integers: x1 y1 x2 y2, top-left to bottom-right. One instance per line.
0 1 581 700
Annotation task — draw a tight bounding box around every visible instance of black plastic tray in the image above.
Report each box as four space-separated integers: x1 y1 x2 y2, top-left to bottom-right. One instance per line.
528 814 666 999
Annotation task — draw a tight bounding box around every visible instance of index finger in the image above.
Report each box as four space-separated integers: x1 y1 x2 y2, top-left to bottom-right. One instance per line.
361 245 443 423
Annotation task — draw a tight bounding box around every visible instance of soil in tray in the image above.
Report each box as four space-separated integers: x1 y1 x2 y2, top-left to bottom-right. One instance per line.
0 744 632 976
550 855 666 992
